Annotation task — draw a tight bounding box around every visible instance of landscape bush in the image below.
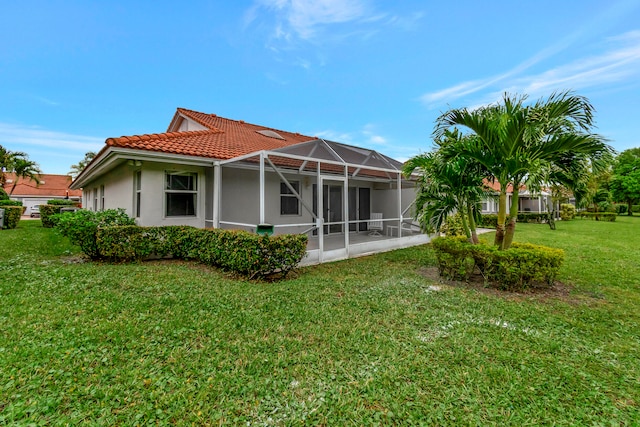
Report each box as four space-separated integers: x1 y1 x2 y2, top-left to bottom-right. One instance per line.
0 206 23 229
633 205 640 214
614 203 628 215
56 211 308 279
96 225 308 279
54 209 137 258
40 200 80 228
578 212 617 221
516 212 547 223
560 204 577 220
0 188 8 200
47 199 78 206
0 199 22 206
477 213 499 228
431 236 564 291
439 213 466 236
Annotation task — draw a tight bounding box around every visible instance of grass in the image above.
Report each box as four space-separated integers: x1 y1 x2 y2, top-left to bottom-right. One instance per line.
0 218 639 425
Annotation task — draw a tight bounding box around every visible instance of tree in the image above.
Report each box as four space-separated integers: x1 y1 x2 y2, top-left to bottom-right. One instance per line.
404 131 490 244
434 91 612 249
8 155 42 195
0 144 42 194
610 148 640 215
68 151 96 178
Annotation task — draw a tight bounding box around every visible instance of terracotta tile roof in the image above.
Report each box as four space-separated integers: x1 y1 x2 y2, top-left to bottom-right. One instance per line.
105 109 316 160
2 173 82 198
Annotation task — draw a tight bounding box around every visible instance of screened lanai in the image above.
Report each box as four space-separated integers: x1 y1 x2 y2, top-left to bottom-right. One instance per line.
211 138 431 264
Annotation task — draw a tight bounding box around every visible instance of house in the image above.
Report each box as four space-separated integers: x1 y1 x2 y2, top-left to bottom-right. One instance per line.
70 108 429 264
480 180 555 215
2 173 82 215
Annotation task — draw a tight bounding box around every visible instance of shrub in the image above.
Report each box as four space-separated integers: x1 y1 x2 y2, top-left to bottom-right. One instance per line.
0 199 23 206
54 209 136 258
431 237 564 291
93 225 308 279
632 205 640 214
614 204 627 215
0 206 22 229
47 199 78 206
560 204 576 221
577 212 617 222
0 188 8 200
440 214 466 236
516 212 547 223
477 214 499 228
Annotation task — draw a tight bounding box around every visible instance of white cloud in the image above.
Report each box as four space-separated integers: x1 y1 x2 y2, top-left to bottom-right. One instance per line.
257 0 369 41
420 30 640 108
0 123 104 152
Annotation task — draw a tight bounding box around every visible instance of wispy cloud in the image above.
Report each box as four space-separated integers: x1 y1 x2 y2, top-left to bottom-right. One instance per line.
0 123 104 152
245 0 424 68
314 123 387 147
421 30 640 108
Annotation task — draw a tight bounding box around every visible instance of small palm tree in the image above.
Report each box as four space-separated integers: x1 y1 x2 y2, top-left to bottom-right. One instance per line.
68 151 96 178
8 154 42 195
404 131 490 243
434 91 612 249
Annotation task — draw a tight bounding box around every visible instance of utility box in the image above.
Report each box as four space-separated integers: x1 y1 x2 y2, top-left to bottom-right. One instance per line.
0 208 4 229
256 223 274 236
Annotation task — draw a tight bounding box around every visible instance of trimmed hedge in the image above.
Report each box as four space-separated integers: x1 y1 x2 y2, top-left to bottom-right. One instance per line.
47 199 78 206
578 212 617 221
0 199 22 206
96 225 308 279
1 206 23 229
560 204 576 221
431 236 564 291
54 209 137 257
55 210 308 279
477 213 547 228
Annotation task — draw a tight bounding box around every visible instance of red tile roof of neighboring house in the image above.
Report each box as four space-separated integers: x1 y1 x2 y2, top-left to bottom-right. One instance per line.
2 173 82 198
105 108 316 160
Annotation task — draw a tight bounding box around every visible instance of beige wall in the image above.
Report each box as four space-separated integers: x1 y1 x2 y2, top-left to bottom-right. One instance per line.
82 162 206 228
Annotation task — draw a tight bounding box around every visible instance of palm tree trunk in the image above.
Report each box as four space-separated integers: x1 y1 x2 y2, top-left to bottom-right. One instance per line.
459 208 472 241
467 203 479 244
494 189 507 247
503 188 519 249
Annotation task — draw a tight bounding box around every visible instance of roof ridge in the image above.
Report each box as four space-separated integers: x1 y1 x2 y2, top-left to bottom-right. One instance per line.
106 129 220 145
176 107 314 140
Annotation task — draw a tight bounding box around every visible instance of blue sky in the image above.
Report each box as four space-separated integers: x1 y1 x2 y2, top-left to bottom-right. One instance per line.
1 0 639 175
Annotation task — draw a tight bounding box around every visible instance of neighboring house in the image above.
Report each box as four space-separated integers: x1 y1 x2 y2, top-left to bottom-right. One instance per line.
2 173 82 215
481 180 554 215
71 108 429 264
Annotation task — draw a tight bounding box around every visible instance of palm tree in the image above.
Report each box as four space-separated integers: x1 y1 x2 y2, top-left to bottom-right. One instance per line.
68 151 96 178
434 91 612 249
404 131 490 244
8 155 42 195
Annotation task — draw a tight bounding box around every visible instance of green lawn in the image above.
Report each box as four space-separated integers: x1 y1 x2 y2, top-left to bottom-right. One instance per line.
1 218 639 425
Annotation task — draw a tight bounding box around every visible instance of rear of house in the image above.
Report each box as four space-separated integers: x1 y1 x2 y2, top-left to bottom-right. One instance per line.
71 108 430 264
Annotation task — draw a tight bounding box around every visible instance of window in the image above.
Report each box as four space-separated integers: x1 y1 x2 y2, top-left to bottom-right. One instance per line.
100 185 105 211
134 171 142 218
92 188 98 211
280 181 300 215
165 171 197 217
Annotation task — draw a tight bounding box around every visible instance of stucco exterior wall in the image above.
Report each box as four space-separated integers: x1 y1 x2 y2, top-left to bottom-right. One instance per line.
81 162 206 228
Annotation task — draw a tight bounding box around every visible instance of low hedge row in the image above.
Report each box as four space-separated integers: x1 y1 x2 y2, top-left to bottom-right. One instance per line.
0 200 23 206
477 212 548 228
577 212 617 221
0 206 23 229
431 236 564 291
41 200 80 228
54 209 308 279
96 225 308 278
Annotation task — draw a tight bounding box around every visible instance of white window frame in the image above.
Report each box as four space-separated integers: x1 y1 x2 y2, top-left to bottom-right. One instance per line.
134 170 142 218
99 185 105 211
280 180 300 216
92 188 98 211
164 171 198 217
